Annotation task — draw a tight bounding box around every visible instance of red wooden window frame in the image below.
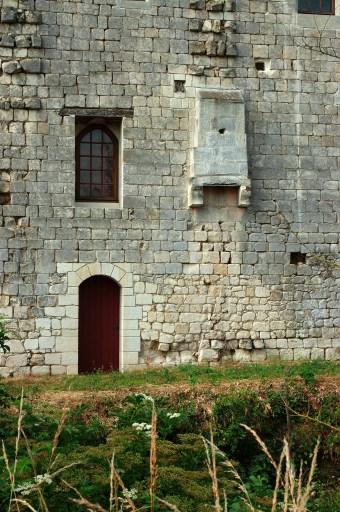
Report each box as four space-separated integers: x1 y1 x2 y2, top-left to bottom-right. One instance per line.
298 0 335 15
76 125 119 202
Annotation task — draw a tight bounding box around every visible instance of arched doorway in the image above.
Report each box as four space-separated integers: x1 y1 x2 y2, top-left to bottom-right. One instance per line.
79 275 120 373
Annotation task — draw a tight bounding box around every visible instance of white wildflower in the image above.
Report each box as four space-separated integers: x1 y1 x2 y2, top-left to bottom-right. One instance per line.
132 422 152 436
134 393 154 403
122 487 138 500
15 473 53 496
166 412 181 419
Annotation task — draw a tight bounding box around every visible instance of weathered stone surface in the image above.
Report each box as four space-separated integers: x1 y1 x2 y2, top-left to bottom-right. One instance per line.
31 35 42 48
21 58 42 73
25 11 42 24
25 98 42 110
189 19 203 32
206 0 225 11
189 65 205 75
2 60 21 74
0 181 10 193
1 7 17 23
189 41 206 55
225 44 237 56
0 35 15 47
15 35 31 48
190 0 205 9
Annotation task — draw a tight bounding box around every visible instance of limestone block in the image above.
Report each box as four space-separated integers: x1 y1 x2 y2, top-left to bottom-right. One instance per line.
15 35 31 48
225 44 238 56
30 353 45 366
325 348 340 360
190 0 205 9
11 99 25 109
225 0 235 10
198 348 219 362
224 21 237 32
25 98 42 110
202 20 212 33
189 41 206 55
2 60 21 74
25 11 42 24
206 36 217 56
311 348 324 360
189 65 205 76
1 7 17 23
180 351 193 363
21 58 42 74
0 35 15 47
0 181 10 193
31 366 50 376
212 20 222 33
217 40 226 56
253 339 265 349
251 350 267 361
233 349 251 362
211 340 225 349
206 0 225 11
239 339 252 350
189 19 203 32
6 353 28 368
31 35 42 48
158 343 170 352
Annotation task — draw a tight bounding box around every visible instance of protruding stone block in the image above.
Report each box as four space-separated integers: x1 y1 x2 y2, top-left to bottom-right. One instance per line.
2 60 21 74
238 180 251 207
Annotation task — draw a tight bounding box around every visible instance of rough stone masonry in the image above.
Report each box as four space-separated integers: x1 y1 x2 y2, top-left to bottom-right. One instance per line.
0 0 339 376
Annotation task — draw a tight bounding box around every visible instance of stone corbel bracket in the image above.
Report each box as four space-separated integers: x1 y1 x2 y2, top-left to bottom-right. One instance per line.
189 89 251 208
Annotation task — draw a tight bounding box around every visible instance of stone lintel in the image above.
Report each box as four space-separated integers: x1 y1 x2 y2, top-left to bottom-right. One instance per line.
198 88 244 103
59 107 134 118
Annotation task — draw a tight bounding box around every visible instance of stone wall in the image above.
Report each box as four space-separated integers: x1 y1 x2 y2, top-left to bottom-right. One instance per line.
0 0 339 375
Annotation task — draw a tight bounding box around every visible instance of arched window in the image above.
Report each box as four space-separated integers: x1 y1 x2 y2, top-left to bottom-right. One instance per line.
76 125 119 202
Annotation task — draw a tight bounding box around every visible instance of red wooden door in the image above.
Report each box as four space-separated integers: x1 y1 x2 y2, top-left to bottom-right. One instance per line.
79 276 120 373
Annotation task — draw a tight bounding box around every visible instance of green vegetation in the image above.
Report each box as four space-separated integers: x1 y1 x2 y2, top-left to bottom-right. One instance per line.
0 316 10 354
5 359 340 394
0 362 339 511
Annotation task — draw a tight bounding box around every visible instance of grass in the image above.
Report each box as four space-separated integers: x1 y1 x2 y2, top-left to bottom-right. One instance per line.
4 360 339 395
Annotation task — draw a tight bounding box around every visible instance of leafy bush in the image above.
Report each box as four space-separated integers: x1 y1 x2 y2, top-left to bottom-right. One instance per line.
0 316 10 353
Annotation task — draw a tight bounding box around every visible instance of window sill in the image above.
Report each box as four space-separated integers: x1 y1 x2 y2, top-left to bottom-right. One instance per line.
297 13 340 29
75 201 121 209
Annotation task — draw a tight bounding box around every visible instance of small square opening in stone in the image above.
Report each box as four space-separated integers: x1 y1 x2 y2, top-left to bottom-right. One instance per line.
174 80 186 93
290 252 306 264
255 61 265 71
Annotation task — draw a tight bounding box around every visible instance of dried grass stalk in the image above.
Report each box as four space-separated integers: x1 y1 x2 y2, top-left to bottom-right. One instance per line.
149 404 158 512
202 429 222 512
